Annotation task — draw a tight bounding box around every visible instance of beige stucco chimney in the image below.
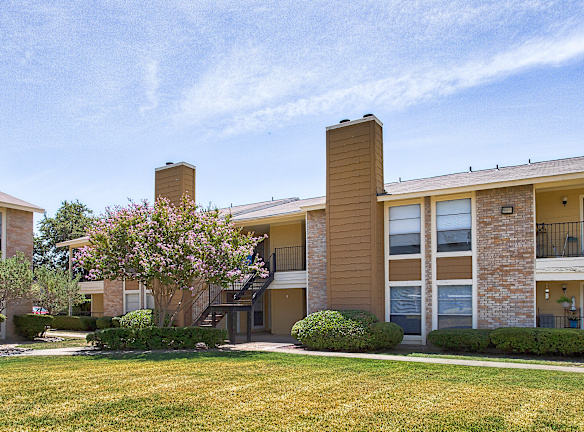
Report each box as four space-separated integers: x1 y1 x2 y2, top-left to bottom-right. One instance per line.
154 162 196 206
325 115 385 320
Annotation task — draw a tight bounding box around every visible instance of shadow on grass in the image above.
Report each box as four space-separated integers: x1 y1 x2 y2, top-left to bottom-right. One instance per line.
82 349 272 363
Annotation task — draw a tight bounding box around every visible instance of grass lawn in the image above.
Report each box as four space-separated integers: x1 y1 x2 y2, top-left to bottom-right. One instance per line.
16 338 90 350
0 351 583 432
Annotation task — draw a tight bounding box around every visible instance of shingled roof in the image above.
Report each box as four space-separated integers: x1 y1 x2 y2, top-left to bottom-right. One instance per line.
0 190 44 213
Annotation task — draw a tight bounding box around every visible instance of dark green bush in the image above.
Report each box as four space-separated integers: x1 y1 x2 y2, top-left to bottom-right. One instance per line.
490 327 584 356
0 314 5 323
86 327 227 350
427 329 492 352
51 316 98 331
111 317 121 327
13 314 54 340
291 310 402 351
96 316 114 329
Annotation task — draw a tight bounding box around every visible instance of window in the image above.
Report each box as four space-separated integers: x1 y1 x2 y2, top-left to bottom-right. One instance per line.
389 286 421 335
437 285 472 329
125 293 140 313
389 204 421 255
436 199 471 252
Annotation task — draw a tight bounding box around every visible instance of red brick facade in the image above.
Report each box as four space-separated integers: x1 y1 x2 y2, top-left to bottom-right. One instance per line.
103 279 124 316
306 210 327 314
476 185 535 329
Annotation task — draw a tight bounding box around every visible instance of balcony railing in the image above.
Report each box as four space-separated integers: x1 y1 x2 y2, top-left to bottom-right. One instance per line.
537 314 582 329
536 221 583 258
274 246 306 271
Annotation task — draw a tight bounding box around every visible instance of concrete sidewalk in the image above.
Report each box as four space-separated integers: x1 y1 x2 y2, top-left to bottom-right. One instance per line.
2 340 583 373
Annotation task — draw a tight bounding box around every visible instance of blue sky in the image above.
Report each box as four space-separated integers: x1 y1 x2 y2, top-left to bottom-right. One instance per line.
1 1 583 227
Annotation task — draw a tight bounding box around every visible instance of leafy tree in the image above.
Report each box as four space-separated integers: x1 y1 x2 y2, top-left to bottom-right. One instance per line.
34 200 94 271
76 196 267 327
0 252 33 314
32 266 84 316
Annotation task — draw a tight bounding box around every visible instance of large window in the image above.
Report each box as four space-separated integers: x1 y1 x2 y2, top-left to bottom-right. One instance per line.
437 285 472 329
389 204 421 255
389 286 421 335
125 292 140 313
436 199 471 252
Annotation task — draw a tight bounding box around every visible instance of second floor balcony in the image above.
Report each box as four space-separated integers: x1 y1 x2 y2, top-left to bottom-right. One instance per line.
536 221 583 258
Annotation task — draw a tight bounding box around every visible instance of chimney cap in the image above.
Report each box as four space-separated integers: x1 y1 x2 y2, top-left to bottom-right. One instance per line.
339 119 351 123
326 115 383 131
166 162 174 165
155 161 197 172
363 113 373 118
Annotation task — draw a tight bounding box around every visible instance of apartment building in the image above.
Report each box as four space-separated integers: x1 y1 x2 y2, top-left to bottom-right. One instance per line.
60 115 584 343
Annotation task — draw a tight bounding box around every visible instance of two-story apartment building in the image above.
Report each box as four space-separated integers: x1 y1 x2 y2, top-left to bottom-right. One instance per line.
60 115 584 343
0 190 44 340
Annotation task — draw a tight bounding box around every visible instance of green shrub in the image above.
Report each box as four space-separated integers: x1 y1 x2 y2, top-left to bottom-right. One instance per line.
96 316 114 329
490 327 584 356
291 310 402 351
0 314 5 323
119 309 154 329
427 329 492 352
86 327 227 350
111 317 121 327
369 322 404 349
13 314 54 340
51 316 98 331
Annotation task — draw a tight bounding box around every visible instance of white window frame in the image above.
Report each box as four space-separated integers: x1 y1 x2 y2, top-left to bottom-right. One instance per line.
388 203 422 257
431 193 478 330
435 280 474 330
122 280 142 314
386 280 423 342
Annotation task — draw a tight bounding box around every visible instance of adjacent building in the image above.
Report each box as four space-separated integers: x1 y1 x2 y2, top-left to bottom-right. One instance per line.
60 115 584 343
0 191 44 340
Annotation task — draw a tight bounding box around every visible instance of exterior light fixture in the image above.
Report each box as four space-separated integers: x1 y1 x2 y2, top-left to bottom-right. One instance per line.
545 288 550 300
562 283 567 294
501 206 513 214
562 196 568 206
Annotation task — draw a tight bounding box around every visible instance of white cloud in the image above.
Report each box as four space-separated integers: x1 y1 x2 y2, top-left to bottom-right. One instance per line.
140 59 160 113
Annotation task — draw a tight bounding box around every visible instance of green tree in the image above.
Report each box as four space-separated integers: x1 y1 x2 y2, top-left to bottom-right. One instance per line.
32 266 84 315
0 252 33 315
34 200 94 271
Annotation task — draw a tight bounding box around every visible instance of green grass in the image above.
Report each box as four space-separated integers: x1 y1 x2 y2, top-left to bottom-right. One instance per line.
401 352 584 368
0 351 583 431
16 338 90 350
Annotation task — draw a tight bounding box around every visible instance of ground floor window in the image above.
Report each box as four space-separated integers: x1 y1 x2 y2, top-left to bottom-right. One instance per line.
125 292 140 313
437 285 472 329
145 290 155 309
389 286 421 335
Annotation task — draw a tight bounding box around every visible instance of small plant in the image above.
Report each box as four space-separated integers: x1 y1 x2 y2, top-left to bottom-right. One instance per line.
0 314 5 323
556 295 573 305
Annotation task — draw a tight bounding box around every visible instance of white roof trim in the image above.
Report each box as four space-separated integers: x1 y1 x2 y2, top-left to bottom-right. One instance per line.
326 115 383 131
56 236 90 248
154 161 196 172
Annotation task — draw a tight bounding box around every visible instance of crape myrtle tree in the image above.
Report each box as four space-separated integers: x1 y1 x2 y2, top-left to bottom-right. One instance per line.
75 196 268 327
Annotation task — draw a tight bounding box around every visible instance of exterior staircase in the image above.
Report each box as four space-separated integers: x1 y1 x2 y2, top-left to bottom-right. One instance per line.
192 254 275 342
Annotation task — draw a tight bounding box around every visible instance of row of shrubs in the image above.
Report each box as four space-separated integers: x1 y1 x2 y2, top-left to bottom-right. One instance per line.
292 310 403 351
428 327 584 356
87 327 227 350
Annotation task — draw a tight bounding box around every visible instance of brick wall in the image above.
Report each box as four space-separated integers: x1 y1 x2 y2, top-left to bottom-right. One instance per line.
306 210 327 314
423 196 432 333
476 185 535 329
103 279 124 316
4 209 34 339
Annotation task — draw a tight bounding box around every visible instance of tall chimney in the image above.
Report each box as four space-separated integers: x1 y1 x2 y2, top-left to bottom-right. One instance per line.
154 162 196 206
325 116 385 319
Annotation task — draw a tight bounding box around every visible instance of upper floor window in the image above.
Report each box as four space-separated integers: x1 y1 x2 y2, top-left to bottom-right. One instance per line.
436 199 471 252
389 204 421 255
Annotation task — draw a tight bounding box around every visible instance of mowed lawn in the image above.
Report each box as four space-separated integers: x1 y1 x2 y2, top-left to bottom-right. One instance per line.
0 352 583 432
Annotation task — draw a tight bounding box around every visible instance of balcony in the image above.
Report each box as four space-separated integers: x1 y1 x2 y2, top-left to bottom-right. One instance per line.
274 246 306 271
536 221 583 258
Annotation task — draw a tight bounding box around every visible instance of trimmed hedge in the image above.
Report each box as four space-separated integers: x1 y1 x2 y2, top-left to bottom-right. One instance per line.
13 314 54 340
291 310 403 351
86 327 227 350
428 329 492 352
490 327 584 356
112 317 121 327
118 309 154 329
96 316 115 329
51 316 99 331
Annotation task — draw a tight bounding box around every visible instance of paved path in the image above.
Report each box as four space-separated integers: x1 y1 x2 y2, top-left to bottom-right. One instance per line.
2 341 584 373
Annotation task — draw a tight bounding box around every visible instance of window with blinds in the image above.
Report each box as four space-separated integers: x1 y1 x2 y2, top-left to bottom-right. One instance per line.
436 199 471 252
125 293 140 313
389 204 421 255
437 285 472 329
389 286 422 335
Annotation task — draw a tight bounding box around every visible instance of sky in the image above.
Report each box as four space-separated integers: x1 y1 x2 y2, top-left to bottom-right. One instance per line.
1 1 583 228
